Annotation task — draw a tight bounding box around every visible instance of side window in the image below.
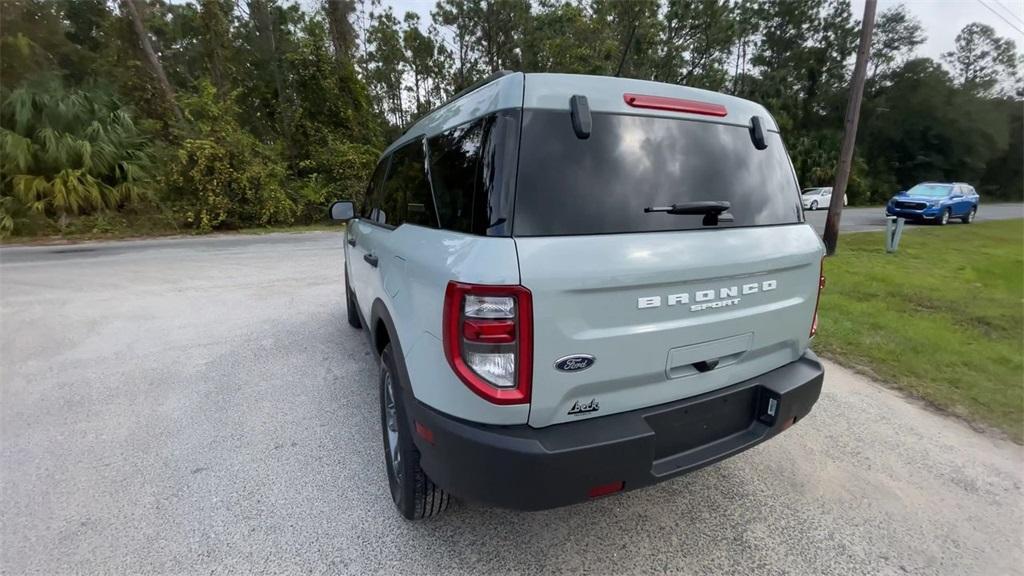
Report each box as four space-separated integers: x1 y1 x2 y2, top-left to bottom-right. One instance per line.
362 158 388 218
378 139 438 228
427 119 484 233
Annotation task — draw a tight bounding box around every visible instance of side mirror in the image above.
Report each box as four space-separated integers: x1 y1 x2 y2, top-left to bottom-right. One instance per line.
329 200 355 221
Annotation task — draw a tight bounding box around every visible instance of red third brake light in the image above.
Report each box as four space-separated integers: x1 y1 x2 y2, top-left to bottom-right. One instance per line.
443 282 533 405
623 93 728 117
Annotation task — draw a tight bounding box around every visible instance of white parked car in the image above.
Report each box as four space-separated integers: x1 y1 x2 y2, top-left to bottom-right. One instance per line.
801 187 847 210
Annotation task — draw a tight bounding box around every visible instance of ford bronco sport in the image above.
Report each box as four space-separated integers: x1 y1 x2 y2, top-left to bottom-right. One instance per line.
330 72 826 520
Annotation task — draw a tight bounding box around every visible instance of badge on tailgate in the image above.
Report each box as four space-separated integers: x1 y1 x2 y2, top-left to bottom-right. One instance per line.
554 354 595 372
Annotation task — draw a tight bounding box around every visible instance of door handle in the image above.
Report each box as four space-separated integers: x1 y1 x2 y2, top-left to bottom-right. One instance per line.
364 253 379 267
347 236 356 247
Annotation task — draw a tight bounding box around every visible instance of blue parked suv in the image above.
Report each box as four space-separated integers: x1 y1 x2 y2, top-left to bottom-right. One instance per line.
886 182 979 225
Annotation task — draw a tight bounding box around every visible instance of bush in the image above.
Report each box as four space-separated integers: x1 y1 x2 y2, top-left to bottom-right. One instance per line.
165 82 295 232
0 77 153 235
292 136 379 222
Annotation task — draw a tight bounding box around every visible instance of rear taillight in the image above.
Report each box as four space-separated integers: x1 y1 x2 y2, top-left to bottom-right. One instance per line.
810 260 825 337
443 282 532 405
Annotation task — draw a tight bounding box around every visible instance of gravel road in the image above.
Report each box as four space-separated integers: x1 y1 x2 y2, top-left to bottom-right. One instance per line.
2 232 1021 575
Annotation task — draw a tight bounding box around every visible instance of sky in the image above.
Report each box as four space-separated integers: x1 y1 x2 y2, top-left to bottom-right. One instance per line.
378 0 1024 63
850 0 1024 61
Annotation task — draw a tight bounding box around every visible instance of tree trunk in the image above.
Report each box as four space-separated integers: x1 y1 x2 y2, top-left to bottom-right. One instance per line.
119 0 182 121
249 0 291 136
199 0 229 94
324 0 357 66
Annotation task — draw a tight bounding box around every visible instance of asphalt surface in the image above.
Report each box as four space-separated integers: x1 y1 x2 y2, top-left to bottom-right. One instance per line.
2 232 1022 575
803 202 1024 235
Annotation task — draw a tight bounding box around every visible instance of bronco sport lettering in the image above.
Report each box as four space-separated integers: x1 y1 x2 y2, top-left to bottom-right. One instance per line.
638 279 778 310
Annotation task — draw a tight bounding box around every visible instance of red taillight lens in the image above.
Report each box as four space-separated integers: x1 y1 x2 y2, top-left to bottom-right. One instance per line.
443 282 533 405
462 318 516 344
810 260 825 338
623 93 728 117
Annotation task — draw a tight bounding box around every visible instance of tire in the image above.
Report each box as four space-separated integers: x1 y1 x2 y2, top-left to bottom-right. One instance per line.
810 200 818 210
379 344 449 520
345 269 361 329
938 208 950 225
961 206 976 224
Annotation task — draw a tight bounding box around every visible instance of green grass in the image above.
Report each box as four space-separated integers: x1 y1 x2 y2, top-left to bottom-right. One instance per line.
815 219 1024 441
237 222 341 235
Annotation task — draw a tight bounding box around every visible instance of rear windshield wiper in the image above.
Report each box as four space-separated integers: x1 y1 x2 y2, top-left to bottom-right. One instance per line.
644 201 734 226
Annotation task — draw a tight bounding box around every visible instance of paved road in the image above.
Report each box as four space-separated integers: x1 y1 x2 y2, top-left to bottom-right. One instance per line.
803 202 1023 235
2 233 1022 575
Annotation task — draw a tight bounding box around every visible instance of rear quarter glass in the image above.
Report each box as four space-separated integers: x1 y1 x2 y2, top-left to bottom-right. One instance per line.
512 110 803 236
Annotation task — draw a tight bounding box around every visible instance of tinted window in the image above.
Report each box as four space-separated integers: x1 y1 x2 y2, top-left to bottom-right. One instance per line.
427 120 484 233
513 110 803 236
362 158 389 218
376 139 438 228
424 111 520 236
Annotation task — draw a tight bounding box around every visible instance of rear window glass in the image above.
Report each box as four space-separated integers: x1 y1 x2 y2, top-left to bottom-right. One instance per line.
427 120 484 233
513 110 803 236
375 139 438 228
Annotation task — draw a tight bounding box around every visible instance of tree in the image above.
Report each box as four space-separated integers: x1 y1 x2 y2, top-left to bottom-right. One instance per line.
118 0 182 120
402 12 433 114
522 0 615 75
324 0 358 64
247 0 292 136
943 23 1019 97
198 0 232 94
432 0 483 91
870 4 925 81
861 58 1007 197
658 0 736 88
363 7 407 125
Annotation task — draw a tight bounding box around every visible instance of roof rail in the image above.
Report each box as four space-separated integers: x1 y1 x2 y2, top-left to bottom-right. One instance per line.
398 70 516 138
438 70 515 110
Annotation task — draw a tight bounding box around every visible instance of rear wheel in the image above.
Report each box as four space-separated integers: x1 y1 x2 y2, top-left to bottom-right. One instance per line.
345 269 361 329
379 344 449 520
961 206 976 224
938 208 950 226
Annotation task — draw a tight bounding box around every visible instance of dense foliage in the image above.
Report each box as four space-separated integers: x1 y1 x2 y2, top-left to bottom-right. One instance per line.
0 0 1020 237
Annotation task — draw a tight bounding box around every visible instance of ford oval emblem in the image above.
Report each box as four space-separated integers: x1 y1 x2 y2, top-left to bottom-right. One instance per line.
554 355 595 372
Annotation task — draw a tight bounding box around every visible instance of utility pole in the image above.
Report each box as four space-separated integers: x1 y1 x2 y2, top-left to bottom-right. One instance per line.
823 0 877 256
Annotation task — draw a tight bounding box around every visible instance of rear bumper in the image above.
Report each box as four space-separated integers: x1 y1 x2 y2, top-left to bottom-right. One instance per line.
406 350 824 511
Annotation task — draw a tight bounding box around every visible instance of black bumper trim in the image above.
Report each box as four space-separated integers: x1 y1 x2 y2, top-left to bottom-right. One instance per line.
405 350 824 511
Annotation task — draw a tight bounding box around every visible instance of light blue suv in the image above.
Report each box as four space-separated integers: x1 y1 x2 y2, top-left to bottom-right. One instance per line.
329 72 825 519
886 182 979 225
